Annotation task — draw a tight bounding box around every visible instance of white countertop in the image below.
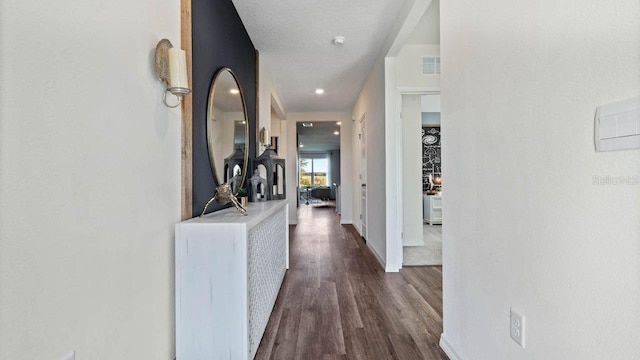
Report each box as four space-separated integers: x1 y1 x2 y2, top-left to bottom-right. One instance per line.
177 200 288 229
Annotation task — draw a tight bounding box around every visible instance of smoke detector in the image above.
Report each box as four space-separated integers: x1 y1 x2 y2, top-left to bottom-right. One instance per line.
333 36 345 46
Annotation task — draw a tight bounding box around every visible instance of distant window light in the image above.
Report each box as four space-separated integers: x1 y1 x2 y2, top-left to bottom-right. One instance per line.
422 56 441 75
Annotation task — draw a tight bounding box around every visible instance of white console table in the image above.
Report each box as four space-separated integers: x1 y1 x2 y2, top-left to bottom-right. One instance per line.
175 200 289 360
423 194 442 225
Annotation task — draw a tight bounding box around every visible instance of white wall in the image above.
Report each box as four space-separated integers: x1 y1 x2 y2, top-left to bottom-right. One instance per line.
329 150 341 198
422 94 441 112
352 58 390 269
285 113 353 225
0 1 181 359
440 0 640 359
396 44 441 88
405 0 440 45
401 95 424 247
351 112 364 234
258 58 287 156
349 0 436 272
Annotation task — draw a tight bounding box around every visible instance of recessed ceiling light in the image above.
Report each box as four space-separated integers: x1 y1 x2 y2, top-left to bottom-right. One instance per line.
229 89 240 95
299 144 304 148
336 122 342 125
334 131 340 135
315 88 325 95
302 122 313 127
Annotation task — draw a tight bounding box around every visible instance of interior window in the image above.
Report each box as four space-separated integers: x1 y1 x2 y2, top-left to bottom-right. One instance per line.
299 158 328 186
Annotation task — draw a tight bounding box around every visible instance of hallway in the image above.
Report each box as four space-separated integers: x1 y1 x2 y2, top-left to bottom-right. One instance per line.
255 205 448 359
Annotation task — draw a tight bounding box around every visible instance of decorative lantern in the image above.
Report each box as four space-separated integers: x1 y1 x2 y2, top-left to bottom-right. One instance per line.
254 148 286 200
249 170 267 202
223 146 245 191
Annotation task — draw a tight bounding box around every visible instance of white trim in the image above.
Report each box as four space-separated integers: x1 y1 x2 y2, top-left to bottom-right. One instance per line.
340 219 353 225
386 87 441 274
439 334 465 360
385 262 401 272
366 242 386 270
394 88 403 269
403 239 425 247
384 57 402 274
397 86 441 94
354 222 363 236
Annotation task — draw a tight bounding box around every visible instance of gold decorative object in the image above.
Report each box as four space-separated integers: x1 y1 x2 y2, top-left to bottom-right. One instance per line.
201 183 247 216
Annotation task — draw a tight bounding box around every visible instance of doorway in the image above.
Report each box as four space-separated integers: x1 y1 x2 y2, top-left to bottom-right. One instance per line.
358 115 367 240
296 121 342 217
401 93 442 266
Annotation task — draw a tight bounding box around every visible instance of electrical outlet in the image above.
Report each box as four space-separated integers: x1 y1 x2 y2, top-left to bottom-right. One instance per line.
61 351 75 360
510 308 525 348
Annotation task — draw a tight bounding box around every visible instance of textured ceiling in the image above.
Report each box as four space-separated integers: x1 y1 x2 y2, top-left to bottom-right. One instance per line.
297 122 341 152
232 0 406 111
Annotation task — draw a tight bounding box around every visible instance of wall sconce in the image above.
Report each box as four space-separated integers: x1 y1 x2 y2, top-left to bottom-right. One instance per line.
154 39 191 108
260 127 270 146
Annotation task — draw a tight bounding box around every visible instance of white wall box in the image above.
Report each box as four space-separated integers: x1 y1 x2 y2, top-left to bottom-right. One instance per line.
595 96 640 151
175 200 289 360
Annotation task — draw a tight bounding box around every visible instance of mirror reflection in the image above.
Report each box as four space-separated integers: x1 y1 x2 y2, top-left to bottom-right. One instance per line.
207 68 248 194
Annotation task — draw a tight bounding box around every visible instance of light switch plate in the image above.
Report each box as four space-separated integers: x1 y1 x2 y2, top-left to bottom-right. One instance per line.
595 96 640 152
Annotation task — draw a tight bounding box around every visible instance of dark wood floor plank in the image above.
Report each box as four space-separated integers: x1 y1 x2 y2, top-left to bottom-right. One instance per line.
341 325 369 360
388 333 425 360
334 271 364 329
255 205 449 360
270 307 301 360
355 292 397 360
318 281 347 355
295 287 322 360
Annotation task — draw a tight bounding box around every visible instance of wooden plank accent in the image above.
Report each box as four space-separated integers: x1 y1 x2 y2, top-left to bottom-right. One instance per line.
180 0 193 220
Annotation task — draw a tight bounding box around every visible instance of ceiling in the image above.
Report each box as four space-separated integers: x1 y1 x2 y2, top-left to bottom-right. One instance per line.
297 122 341 152
406 0 440 45
232 0 406 112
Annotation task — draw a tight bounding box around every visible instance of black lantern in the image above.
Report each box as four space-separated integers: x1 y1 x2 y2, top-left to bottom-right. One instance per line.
254 148 286 200
223 145 246 193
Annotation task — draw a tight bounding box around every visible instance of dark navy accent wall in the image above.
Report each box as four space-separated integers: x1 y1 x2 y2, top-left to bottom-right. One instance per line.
192 0 257 216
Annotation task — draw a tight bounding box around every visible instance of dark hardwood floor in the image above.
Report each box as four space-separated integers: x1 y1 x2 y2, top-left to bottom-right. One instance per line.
255 204 449 360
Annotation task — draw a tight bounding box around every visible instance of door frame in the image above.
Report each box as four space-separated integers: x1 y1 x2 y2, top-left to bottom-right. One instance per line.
358 114 367 239
389 87 440 269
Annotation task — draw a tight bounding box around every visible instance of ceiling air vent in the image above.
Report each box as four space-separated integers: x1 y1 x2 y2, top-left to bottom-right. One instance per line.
422 56 441 75
302 122 314 127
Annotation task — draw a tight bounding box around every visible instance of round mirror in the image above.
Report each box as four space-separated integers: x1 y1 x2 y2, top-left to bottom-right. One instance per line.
206 68 248 195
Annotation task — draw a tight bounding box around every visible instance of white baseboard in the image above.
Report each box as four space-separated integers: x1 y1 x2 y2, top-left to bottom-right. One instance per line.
385 263 401 272
365 240 401 272
366 242 386 269
340 219 352 225
403 239 425 247
439 334 465 360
